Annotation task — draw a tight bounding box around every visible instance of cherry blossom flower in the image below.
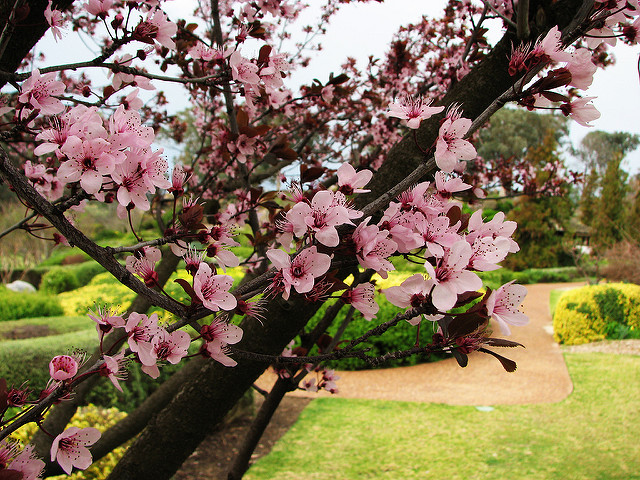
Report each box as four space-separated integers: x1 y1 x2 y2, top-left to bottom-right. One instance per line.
229 51 261 85
44 0 66 41
383 274 439 325
49 355 79 381
126 248 160 286
18 69 65 115
286 190 358 247
342 282 379 320
99 352 128 391
139 330 191 378
88 304 125 335
111 152 152 210
1 441 44 480
125 312 163 360
352 218 397 278
337 163 373 195
486 281 529 335
266 246 332 300
560 97 601 127
434 171 472 198
193 262 237 312
320 369 340 393
434 110 477 172
387 95 444 129
50 427 101 474
200 318 243 367
84 0 114 18
424 241 482 312
565 48 597 90
108 105 155 149
134 9 177 50
415 215 460 258
58 136 123 195
532 25 571 63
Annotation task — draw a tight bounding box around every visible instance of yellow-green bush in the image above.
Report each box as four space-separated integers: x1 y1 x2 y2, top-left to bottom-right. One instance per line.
11 404 128 480
553 283 640 345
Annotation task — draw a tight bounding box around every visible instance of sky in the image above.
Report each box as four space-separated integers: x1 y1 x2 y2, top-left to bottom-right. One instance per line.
27 0 640 174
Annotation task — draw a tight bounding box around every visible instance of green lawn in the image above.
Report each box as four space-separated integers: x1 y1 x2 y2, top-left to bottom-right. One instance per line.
246 353 640 480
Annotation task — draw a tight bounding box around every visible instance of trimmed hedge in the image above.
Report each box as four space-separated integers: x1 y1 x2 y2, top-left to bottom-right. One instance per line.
0 286 63 321
553 283 640 345
11 404 128 480
40 261 107 294
0 329 95 390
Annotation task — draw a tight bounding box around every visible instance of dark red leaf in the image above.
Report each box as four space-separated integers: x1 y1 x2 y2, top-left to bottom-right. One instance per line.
258 45 272 64
479 348 517 372
300 166 325 183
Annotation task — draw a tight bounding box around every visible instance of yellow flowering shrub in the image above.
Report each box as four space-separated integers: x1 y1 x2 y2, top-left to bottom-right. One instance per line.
11 404 128 480
553 283 640 345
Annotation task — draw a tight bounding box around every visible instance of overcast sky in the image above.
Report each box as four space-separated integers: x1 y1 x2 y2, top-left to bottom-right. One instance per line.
29 1 640 174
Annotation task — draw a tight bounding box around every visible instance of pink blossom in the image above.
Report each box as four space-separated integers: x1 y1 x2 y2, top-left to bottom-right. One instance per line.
126 248 160 286
565 48 597 90
415 214 461 258
434 171 472 197
200 318 243 367
434 112 477 172
58 136 122 194
50 427 101 474
266 246 332 300
301 377 318 392
139 330 191 378
468 236 511 271
486 281 529 335
18 69 65 115
424 241 482 312
337 163 373 195
352 218 397 278
49 355 79 381
136 9 177 50
140 148 171 190
99 351 128 391
44 0 66 41
88 304 125 335
387 95 444 129
205 242 240 272
467 210 519 254
84 0 114 18
125 312 163 359
383 274 437 325
111 152 152 210
560 97 600 127
193 262 237 312
286 190 358 247
230 51 261 85
7 443 45 480
342 282 379 320
108 105 155 149
532 25 571 63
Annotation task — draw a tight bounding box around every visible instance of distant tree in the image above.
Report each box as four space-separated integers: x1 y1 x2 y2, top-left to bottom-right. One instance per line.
504 129 574 270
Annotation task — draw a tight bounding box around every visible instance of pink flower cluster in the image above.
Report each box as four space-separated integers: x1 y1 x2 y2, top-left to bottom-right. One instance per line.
31 99 169 209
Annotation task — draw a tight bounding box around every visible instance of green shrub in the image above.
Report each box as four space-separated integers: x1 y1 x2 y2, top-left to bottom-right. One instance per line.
11 404 128 480
40 266 80 293
307 297 446 371
40 262 106 294
0 286 63 321
553 283 640 345
0 329 95 389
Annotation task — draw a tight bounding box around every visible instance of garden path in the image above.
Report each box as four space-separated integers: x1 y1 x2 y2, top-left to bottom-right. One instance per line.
175 282 585 479
255 282 584 405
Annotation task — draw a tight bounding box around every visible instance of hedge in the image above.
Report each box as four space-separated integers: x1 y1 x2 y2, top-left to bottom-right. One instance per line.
0 286 63 321
553 283 640 345
0 329 95 390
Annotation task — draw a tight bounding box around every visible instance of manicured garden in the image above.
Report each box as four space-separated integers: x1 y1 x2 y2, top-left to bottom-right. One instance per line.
1 256 639 479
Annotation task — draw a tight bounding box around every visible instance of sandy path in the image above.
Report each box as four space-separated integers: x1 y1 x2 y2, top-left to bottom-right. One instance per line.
256 282 583 405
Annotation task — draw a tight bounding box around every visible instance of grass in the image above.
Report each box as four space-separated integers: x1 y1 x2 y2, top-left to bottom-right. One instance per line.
246 353 640 480
0 315 92 339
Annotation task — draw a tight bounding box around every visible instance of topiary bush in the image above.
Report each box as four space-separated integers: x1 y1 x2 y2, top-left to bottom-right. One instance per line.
40 266 80 293
0 285 63 321
11 404 128 480
552 283 640 345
